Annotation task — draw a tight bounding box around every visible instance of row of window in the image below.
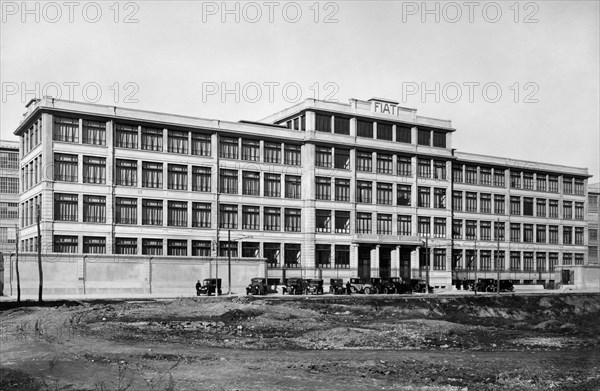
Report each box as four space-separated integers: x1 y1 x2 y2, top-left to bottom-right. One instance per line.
21 194 42 227
0 176 19 194
0 150 19 170
21 154 42 191
0 202 19 219
22 118 42 156
0 226 17 245
451 250 584 271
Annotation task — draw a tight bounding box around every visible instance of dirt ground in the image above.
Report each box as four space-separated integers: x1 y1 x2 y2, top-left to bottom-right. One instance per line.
1 293 599 390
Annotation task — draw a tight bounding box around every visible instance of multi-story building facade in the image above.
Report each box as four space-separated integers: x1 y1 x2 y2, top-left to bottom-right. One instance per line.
0 140 20 294
6 96 596 295
588 183 599 265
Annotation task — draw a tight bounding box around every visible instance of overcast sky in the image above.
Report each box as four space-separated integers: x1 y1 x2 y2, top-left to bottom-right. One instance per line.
1 1 598 180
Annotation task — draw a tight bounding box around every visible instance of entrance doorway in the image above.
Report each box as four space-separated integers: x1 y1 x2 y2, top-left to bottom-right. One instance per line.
379 247 391 278
400 247 412 280
358 246 371 279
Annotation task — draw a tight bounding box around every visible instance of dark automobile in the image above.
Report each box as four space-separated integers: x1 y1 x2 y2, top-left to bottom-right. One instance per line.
329 278 346 294
306 279 324 295
474 278 497 292
384 277 412 294
410 279 434 293
246 278 268 295
283 277 307 295
349 277 376 294
372 277 396 294
499 280 514 292
198 278 222 296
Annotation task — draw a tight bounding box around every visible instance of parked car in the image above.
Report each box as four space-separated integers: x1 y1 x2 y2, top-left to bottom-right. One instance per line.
499 280 515 292
306 279 324 295
473 278 497 292
246 278 268 295
349 278 376 294
385 277 412 294
283 277 307 295
198 278 222 296
329 278 346 294
410 279 434 293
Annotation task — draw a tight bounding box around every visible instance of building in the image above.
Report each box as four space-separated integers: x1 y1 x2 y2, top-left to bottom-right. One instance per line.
588 183 599 265
5 96 598 296
0 140 20 295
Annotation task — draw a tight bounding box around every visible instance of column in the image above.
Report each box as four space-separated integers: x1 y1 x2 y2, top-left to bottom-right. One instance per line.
350 243 359 271
411 246 420 278
371 245 380 278
393 246 401 277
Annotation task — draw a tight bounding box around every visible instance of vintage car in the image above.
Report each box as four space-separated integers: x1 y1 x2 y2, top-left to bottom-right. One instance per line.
410 279 434 293
198 278 222 296
283 277 307 295
349 277 377 294
499 280 515 292
473 278 497 292
329 278 346 295
385 277 413 294
246 278 268 295
306 279 324 295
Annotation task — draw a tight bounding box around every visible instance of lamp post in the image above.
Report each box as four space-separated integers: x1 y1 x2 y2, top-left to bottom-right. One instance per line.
496 218 501 295
228 229 231 295
423 237 430 295
473 240 477 295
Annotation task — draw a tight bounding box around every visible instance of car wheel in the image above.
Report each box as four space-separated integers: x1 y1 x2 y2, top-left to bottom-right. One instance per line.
364 287 372 295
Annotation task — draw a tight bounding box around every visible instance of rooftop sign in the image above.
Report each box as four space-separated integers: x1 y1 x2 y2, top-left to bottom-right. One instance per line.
370 99 416 117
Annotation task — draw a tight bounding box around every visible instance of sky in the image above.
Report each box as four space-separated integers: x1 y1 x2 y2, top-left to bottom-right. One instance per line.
1 1 599 180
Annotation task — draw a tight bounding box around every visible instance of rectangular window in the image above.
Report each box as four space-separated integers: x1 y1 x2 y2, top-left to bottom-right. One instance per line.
494 194 505 214
316 146 332 168
241 139 259 161
264 207 281 231
220 169 238 194
263 243 280 267
465 250 476 270
418 217 431 237
0 151 19 170
480 221 491 240
142 239 163 255
466 220 477 240
142 162 163 188
453 191 463 211
397 156 412 176
242 206 260 230
465 165 477 184
510 196 521 215
316 114 332 132
54 235 78 253
523 197 534 216
83 236 106 254
523 252 534 271
115 197 137 224
0 202 18 219
357 120 373 138
192 202 211 228
563 201 573 219
334 116 350 135
115 238 137 255
356 151 372 172
242 171 260 196
465 192 477 212
377 153 393 174
264 173 281 197
434 188 446 209
116 159 137 186
192 166 211 192
523 172 534 190
316 244 331 268
167 239 187 256
285 175 301 199
575 227 584 245
115 123 138 148
510 252 521 271
575 202 584 220
316 177 331 200
54 153 78 182
54 193 78 221
549 253 558 272
217 204 236 229
53 117 79 143
575 253 584 265
563 177 573 194
284 244 301 268
141 127 163 151
356 212 372 234
82 120 106 145
240 242 259 258
357 181 372 203
142 199 163 226
511 171 521 188
433 160 446 180
418 187 430 208
264 142 281 163
335 179 350 202
192 240 211 257
398 215 411 235
83 195 106 223
434 218 446 238
574 179 584 195
168 164 188 190
536 253 546 271
536 225 546 243
452 250 463 270
191 133 211 156
524 224 534 243
494 221 505 241
495 250 505 270
377 214 392 235
563 253 573 265
417 158 431 178
167 201 188 227
536 199 546 217
396 185 411 206
453 219 463 239
493 169 505 187
453 164 463 183
417 129 430 146
549 200 559 218
588 246 598 259
590 228 598 241
480 250 492 271
480 168 492 185
549 225 559 243
316 209 331 233
510 223 521 242
284 144 301 165
335 211 350 234
377 123 393 140
219 136 238 159
331 148 350 171
167 130 188 154
83 156 106 184
433 132 446 148
536 174 546 191
377 182 392 205
335 245 350 269
396 126 411 143
220 241 237 259
284 208 301 232
549 175 559 192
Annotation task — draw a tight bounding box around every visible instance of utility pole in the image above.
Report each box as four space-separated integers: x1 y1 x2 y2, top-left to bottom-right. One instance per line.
425 237 430 295
473 239 477 295
496 218 501 295
14 224 20 302
228 229 231 295
37 205 43 302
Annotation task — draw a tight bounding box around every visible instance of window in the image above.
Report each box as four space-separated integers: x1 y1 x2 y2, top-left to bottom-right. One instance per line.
480 221 491 240
167 164 188 190
82 120 106 145
242 206 260 230
54 153 78 182
563 226 573 244
192 166 211 192
377 182 392 205
397 156 412 176
54 235 78 253
142 239 163 255
494 195 505 214
417 158 431 178
54 193 78 221
563 253 573 265
575 202 584 220
116 159 137 186
563 201 572 219
434 218 446 238
356 151 372 172
418 187 430 208
590 229 598 241
377 153 393 174
549 253 558 272
335 179 350 202
536 225 546 243
536 174 546 191
453 164 463 183
242 171 260 196
142 127 163 151
264 142 281 163
575 253 584 265
357 120 373 138
316 114 332 132
284 208 301 232
83 195 106 223
115 123 138 148
453 219 463 239
115 197 137 224
264 207 281 231
0 202 18 219
574 179 584 195
316 146 332 167
575 227 584 245
335 245 350 268
264 243 280 267
377 122 393 140
510 196 520 215
316 177 331 200
510 171 521 188
396 126 411 143
167 201 188 227
510 252 521 271
452 250 463 270
284 243 301 268
264 174 281 197
523 224 534 243
316 244 331 268
192 241 211 256
83 156 106 184
142 162 163 188
285 175 301 198
466 220 477 240
284 144 301 165
433 132 446 148
284 115 305 131
192 203 211 228
523 252 534 271
549 200 559 218
494 251 505 270
549 226 559 244
536 199 546 217
397 215 411 235
316 210 331 233
523 197 534 216
219 136 238 159
83 237 106 254
418 217 431 237
465 165 477 184
334 116 350 135
357 181 372 203
510 223 521 242
480 250 492 271
0 151 18 170
142 199 163 225
166 130 188 154
356 212 372 234
494 221 505 241
219 204 238 229
434 188 446 209
377 214 392 235
433 161 446 180
589 247 598 259
536 253 546 271
480 168 492 185
493 169 505 187
115 238 137 255
167 240 187 256
220 169 238 194
334 148 350 170
417 129 430 146
397 185 411 206
563 177 573 194
335 211 350 234
466 192 477 212
523 173 534 190
241 139 259 161
242 243 259 260
453 191 463 211
53 117 79 142
192 133 211 156
549 175 559 192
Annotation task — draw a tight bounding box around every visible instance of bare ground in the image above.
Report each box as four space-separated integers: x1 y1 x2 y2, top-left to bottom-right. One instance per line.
1 293 599 390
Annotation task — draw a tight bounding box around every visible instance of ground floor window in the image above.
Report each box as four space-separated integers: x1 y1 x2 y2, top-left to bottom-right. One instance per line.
264 243 280 268
316 244 331 268
115 238 137 255
168 239 187 256
142 239 163 255
83 236 106 254
335 245 350 269
284 244 301 268
192 240 211 256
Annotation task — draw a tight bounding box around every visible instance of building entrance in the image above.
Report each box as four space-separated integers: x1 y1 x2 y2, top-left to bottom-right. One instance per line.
358 246 371 279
